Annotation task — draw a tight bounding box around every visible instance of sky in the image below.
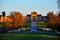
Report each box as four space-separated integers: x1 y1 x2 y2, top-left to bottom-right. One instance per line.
0 0 58 16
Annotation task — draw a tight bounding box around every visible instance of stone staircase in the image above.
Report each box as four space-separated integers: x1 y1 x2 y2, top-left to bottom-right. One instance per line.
31 22 37 31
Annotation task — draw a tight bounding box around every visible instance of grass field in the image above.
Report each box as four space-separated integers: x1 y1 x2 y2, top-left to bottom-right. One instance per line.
0 31 60 40
0 34 60 40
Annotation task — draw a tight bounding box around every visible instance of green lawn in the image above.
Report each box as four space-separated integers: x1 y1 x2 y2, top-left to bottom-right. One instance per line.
37 22 47 28
0 34 60 40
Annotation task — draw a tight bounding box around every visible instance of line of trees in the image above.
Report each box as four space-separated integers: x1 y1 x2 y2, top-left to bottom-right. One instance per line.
5 11 25 29
0 11 25 31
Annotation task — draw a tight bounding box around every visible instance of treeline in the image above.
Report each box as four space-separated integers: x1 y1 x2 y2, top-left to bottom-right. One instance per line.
0 11 25 30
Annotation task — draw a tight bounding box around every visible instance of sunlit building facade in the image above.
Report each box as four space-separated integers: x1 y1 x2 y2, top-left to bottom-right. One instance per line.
26 11 47 22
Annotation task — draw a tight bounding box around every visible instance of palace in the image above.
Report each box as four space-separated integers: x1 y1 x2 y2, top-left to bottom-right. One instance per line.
26 11 47 22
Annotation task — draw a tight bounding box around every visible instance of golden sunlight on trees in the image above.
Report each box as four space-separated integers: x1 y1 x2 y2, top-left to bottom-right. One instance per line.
5 16 13 28
47 12 60 31
0 11 25 28
47 12 56 26
10 11 24 27
0 16 13 28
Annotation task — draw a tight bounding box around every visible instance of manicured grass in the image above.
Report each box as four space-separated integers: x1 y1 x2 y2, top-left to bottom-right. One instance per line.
0 31 60 40
37 22 47 28
0 34 60 40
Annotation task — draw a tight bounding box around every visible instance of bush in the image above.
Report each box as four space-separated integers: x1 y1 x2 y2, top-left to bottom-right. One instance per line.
24 22 31 28
0 22 5 27
37 22 47 28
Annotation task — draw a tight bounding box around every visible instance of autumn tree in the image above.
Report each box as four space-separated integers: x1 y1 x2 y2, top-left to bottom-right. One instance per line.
56 12 60 32
10 11 24 28
5 16 13 29
47 12 57 28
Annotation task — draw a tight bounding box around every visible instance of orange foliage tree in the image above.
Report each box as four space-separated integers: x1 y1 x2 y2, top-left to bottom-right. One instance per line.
5 16 13 28
47 12 57 28
46 12 60 32
10 11 24 28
